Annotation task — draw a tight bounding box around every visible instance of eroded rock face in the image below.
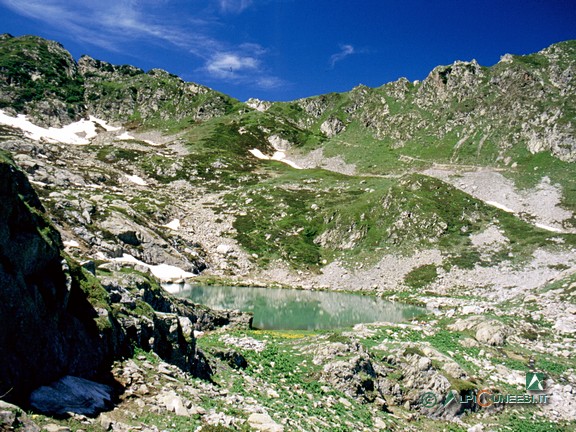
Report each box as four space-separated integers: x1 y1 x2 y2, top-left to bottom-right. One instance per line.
320 117 346 137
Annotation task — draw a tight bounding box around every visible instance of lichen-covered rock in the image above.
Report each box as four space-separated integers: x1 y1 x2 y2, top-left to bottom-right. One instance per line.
449 315 509 346
314 341 385 403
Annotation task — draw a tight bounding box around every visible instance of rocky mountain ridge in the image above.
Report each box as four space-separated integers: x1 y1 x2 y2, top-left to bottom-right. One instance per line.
2 34 575 162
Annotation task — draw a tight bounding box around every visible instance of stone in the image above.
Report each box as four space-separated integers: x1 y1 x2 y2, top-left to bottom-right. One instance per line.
462 305 484 314
373 417 387 430
449 316 508 346
553 317 575 335
42 425 70 432
212 349 248 369
417 356 432 371
189 405 206 415
0 401 40 432
460 337 480 348
443 361 466 379
0 405 17 428
216 244 232 255
266 389 280 399
135 384 150 395
475 322 506 345
247 413 284 432
159 391 190 416
99 414 113 431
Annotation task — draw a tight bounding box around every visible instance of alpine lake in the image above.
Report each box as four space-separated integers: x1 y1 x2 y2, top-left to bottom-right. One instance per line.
163 284 425 330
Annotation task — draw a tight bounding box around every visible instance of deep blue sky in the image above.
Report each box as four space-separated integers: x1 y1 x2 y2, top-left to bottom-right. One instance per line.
1 0 575 102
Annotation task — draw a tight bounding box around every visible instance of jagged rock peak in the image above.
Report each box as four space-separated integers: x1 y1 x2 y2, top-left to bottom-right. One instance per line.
78 55 144 78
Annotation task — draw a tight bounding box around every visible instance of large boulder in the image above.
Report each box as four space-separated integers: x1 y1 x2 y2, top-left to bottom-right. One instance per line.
29 376 113 416
449 316 509 346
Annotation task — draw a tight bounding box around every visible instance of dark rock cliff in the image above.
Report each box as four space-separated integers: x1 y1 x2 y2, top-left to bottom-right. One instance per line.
0 150 111 404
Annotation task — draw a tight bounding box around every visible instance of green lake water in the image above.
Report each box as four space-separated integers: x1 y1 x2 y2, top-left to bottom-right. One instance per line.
165 284 425 330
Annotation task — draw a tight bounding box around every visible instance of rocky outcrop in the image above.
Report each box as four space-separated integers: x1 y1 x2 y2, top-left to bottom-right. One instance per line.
99 271 253 331
0 34 85 127
320 117 346 137
0 34 238 130
0 152 251 411
282 42 576 162
313 341 387 404
79 55 237 124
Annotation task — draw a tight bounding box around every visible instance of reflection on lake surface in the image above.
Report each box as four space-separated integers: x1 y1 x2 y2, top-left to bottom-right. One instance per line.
164 284 425 330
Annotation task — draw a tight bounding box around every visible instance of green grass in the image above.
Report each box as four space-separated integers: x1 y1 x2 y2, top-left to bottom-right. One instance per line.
498 412 575 432
195 329 385 431
404 264 439 288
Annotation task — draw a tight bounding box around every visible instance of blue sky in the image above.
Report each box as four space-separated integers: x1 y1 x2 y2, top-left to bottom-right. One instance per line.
1 0 575 102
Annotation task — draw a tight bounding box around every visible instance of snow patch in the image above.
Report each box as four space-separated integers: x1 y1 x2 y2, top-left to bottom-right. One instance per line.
116 131 135 140
535 223 563 233
109 254 195 282
0 110 118 145
115 131 159 146
89 116 120 131
148 263 195 281
163 219 180 230
124 174 148 186
249 148 302 169
485 201 515 213
425 170 573 233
